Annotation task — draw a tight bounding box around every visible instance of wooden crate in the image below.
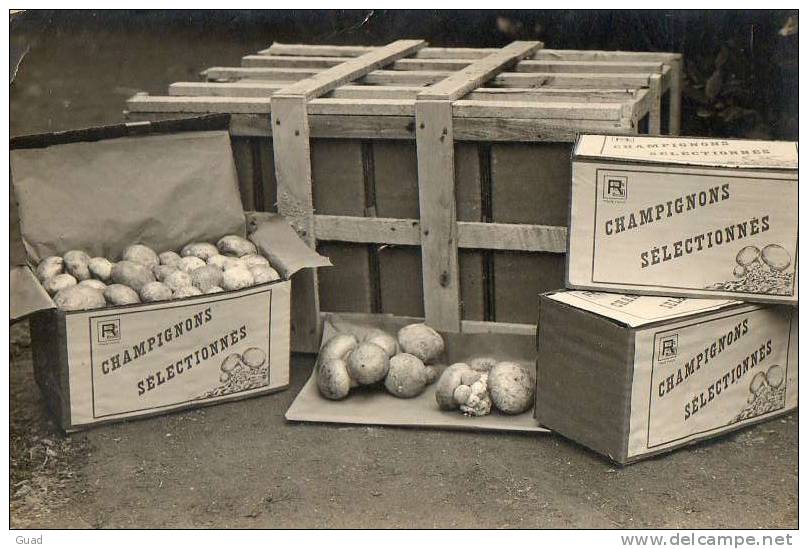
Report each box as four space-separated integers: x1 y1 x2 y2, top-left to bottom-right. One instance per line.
125 40 683 352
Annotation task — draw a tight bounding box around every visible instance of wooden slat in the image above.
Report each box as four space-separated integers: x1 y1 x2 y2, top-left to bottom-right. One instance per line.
532 49 680 62
172 81 423 99
415 100 461 331
260 43 495 59
411 47 495 60
665 57 683 134
172 81 643 106
308 116 416 140
128 110 629 142
244 55 663 76
206 67 319 81
315 216 420 246
309 98 414 116
491 72 651 88
171 81 284 97
453 117 633 141
453 100 621 120
270 94 320 352
129 94 625 121
516 60 663 74
275 39 425 99
460 320 536 336
648 72 663 134
260 43 378 57
128 94 274 113
243 55 345 68
344 70 447 86
467 87 639 103
260 43 677 66
204 66 660 91
459 222 566 253
419 41 543 101
222 69 446 86
313 215 568 253
454 143 485 321
316 311 535 337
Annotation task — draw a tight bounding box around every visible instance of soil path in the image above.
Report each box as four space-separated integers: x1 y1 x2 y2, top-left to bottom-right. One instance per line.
10 322 797 529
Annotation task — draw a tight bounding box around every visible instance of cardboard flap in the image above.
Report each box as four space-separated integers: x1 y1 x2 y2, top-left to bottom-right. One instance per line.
10 130 246 263
545 290 740 328
248 213 331 278
575 135 798 170
10 266 55 322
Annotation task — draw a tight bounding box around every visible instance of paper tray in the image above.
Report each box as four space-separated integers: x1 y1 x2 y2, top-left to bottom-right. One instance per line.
286 313 549 433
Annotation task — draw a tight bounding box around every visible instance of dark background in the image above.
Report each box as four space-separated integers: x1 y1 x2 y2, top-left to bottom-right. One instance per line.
10 9 798 139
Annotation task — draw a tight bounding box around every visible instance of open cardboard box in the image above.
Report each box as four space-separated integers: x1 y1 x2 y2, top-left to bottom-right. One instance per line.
286 313 548 433
10 116 329 431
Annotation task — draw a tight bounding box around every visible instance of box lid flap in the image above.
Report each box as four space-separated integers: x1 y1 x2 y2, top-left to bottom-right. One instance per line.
545 290 740 328
248 213 331 278
10 266 55 322
574 135 797 170
10 129 246 264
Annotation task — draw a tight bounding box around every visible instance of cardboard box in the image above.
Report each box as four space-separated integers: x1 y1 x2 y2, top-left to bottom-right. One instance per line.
10 118 329 431
568 135 798 304
536 290 798 464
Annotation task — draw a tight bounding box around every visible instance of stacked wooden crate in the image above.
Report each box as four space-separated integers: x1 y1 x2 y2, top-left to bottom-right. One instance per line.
126 40 683 352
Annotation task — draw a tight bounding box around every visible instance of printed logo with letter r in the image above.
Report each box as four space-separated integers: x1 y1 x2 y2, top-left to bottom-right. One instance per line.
658 334 679 361
97 319 121 344
603 175 628 202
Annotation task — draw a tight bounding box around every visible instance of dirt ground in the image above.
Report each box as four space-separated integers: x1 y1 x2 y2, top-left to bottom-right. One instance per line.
9 12 798 530
9 322 797 529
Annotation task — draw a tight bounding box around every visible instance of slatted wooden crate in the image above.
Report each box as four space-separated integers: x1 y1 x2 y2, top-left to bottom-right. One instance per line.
125 40 683 353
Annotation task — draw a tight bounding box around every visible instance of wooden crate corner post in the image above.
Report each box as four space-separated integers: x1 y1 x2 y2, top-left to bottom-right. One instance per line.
415 40 543 333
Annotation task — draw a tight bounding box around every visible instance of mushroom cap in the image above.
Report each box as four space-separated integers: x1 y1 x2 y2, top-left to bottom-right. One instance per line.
384 353 428 398
122 244 159 267
488 361 535 415
36 256 64 282
181 242 220 261
43 273 78 296
364 330 399 357
111 260 156 292
397 323 445 363
53 285 106 311
317 334 359 367
140 281 173 303
346 342 390 385
159 251 182 267
88 257 114 282
104 284 141 305
217 235 258 257
435 362 472 410
317 358 352 400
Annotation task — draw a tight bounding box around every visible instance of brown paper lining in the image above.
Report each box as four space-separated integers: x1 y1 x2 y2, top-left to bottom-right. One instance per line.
286 313 548 433
11 130 246 264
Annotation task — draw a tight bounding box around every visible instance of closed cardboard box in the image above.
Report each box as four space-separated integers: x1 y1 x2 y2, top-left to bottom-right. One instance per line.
568 135 798 304
536 291 797 464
